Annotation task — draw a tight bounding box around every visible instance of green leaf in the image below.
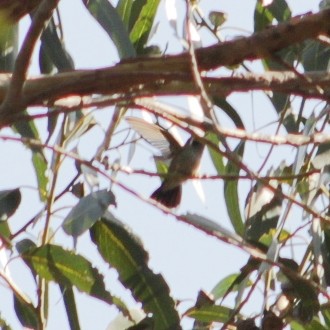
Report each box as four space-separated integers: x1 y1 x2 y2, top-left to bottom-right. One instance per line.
185 305 234 323
206 132 225 175
21 244 113 305
129 0 160 54
0 17 18 72
83 0 136 59
32 151 48 201
13 120 48 201
254 0 291 32
116 0 135 32
0 313 12 330
90 215 181 330
302 40 330 72
291 319 328 330
13 295 40 330
211 273 250 300
224 143 245 235
321 308 330 328
254 0 297 131
62 189 116 237
16 239 38 279
0 188 21 220
60 285 81 330
40 17 74 72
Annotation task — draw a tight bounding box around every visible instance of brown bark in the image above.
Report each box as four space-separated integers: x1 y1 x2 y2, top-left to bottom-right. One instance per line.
0 9 329 124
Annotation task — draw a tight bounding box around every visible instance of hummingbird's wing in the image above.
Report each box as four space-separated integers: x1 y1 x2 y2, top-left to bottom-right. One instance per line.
126 117 182 158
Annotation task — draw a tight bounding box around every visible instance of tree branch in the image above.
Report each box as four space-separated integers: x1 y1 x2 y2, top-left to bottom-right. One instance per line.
0 9 328 125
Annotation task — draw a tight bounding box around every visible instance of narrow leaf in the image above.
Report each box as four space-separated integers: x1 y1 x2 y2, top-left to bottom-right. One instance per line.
224 143 245 235
60 285 81 330
206 132 225 175
83 0 136 59
0 15 18 72
211 274 249 300
129 0 161 54
90 216 181 329
40 17 74 71
185 305 234 323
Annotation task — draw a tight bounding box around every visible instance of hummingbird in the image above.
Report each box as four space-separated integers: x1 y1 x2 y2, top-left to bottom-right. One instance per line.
126 117 204 208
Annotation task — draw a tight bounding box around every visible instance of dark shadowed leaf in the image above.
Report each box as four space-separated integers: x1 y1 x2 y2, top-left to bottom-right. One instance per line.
0 188 21 220
39 16 76 138
62 189 116 237
13 295 39 330
90 215 181 329
213 97 245 129
244 183 282 243
21 244 114 305
83 0 136 59
254 0 297 132
302 40 330 72
59 285 80 330
39 17 74 72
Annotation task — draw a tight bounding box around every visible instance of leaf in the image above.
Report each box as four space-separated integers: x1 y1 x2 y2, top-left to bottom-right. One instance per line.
291 319 328 330
0 19 18 72
213 97 245 129
83 0 136 59
90 216 181 330
185 305 234 323
116 0 140 33
244 183 282 243
16 239 38 279
293 113 316 175
206 132 225 176
21 244 114 305
0 313 12 330
321 308 330 328
302 40 330 72
129 0 161 54
13 121 48 201
0 188 21 220
59 285 81 330
211 274 251 300
254 0 297 131
254 0 291 32
224 143 245 236
62 189 116 237
32 151 48 201
40 17 74 72
13 295 39 330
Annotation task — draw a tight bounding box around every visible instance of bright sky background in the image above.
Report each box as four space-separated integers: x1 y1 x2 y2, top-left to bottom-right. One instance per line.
0 0 322 329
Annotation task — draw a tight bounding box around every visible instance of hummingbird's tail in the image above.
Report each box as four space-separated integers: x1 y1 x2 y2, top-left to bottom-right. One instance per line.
150 184 182 208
